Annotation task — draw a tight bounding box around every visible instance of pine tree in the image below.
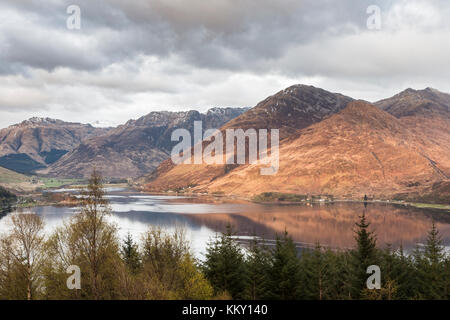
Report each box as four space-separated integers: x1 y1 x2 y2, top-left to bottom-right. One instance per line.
351 211 378 299
299 243 335 300
443 256 450 299
244 237 271 300
266 231 301 300
202 225 247 299
424 222 445 264
389 244 415 299
121 232 141 274
420 222 445 299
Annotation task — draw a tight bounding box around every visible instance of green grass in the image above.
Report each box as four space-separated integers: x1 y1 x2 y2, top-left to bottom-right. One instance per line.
0 166 29 184
406 202 450 211
40 178 84 189
0 166 85 191
252 192 308 203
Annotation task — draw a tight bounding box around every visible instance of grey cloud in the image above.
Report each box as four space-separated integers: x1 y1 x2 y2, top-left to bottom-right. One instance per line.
1 0 450 128
0 0 387 75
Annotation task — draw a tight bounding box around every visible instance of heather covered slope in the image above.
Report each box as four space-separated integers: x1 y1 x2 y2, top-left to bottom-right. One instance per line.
145 100 449 201
202 101 449 198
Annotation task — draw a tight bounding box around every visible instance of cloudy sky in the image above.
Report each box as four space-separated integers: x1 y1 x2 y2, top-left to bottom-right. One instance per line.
1 0 450 128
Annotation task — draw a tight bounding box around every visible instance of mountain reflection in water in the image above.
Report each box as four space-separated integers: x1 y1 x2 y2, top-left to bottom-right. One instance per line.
0 190 449 257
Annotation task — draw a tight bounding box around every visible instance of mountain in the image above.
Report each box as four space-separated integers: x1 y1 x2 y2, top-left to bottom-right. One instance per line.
375 87 450 183
41 107 248 178
0 117 109 174
375 87 450 118
144 98 449 202
222 84 353 139
141 85 354 190
200 101 448 198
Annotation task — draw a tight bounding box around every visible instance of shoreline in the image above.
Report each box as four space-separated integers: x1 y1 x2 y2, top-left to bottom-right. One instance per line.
137 189 450 212
9 185 449 213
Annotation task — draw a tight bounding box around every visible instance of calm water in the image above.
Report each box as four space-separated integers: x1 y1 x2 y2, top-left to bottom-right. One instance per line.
1 188 449 258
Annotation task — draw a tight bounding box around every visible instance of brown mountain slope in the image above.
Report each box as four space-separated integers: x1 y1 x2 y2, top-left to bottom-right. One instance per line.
145 101 449 200
375 87 450 178
42 108 248 178
0 117 108 174
140 85 354 187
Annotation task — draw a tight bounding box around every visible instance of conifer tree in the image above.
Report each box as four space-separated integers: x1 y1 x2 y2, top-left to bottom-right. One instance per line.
244 237 271 300
299 243 339 300
385 244 415 299
121 232 142 274
266 231 301 300
424 222 445 265
417 222 446 299
443 256 450 299
351 211 378 299
202 225 247 299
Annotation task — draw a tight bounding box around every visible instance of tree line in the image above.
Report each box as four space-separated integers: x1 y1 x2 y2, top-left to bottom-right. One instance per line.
0 186 16 210
0 171 449 300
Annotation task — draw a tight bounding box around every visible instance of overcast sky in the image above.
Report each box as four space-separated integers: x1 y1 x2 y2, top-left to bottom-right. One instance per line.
1 0 450 128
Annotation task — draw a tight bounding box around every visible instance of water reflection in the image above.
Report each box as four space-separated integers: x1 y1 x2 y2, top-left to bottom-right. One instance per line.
0 190 449 257
183 202 450 250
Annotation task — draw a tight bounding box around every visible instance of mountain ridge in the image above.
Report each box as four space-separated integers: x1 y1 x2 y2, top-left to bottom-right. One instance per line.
0 117 109 173
40 107 249 178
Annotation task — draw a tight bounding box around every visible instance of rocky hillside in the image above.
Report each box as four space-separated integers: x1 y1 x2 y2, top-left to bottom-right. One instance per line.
42 107 248 178
0 118 109 174
222 84 353 139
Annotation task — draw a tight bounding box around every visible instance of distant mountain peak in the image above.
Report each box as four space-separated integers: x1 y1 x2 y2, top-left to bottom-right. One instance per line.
11 117 93 129
424 87 441 93
375 87 450 118
221 84 354 139
0 118 108 174
397 86 444 96
28 116 54 123
19 117 61 126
